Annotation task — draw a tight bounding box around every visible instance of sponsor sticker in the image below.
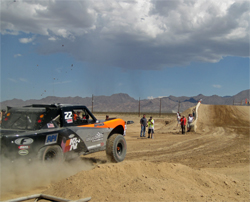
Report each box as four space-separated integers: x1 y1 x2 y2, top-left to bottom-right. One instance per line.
45 134 58 145
66 119 73 123
94 123 104 127
61 137 80 153
18 150 29 155
69 134 75 138
18 145 30 150
47 123 55 128
86 132 104 142
88 144 101 150
15 138 34 145
69 137 80 150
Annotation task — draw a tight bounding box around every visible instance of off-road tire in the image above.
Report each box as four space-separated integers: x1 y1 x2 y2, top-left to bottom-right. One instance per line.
37 145 64 163
106 134 127 163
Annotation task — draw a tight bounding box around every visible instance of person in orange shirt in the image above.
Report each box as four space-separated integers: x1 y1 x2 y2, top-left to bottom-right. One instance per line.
180 115 186 134
73 112 78 121
74 111 82 122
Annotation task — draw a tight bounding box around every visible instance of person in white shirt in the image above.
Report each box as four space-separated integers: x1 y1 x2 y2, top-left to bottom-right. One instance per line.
187 114 194 132
177 112 181 127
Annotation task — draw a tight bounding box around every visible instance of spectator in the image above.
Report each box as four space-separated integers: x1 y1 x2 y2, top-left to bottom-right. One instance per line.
180 115 186 134
106 115 109 120
192 108 196 119
140 114 147 137
147 116 154 139
177 112 181 127
187 114 194 132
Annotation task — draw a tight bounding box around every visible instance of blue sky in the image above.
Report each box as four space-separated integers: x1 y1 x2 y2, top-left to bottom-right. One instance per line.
1 0 249 102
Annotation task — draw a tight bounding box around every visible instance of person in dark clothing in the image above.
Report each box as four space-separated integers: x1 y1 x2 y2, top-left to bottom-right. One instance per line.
140 114 147 137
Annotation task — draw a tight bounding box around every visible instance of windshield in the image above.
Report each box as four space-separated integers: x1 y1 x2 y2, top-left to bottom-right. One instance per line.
1 108 46 130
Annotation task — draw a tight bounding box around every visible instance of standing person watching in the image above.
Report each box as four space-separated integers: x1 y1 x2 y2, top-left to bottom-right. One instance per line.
187 114 193 132
192 108 196 119
140 114 147 137
177 112 181 127
147 116 154 139
180 115 186 134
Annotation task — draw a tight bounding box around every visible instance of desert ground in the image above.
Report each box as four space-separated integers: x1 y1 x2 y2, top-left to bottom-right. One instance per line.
1 104 249 201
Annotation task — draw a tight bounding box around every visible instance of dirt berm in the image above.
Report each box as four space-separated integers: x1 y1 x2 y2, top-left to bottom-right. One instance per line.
1 104 249 201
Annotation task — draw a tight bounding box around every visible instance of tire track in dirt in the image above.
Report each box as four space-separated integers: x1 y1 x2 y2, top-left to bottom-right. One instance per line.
126 104 249 169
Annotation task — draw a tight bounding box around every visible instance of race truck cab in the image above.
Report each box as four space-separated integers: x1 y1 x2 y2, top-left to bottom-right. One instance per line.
0 103 132 163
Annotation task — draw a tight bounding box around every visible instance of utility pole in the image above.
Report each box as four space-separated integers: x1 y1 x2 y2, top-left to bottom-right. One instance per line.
139 97 140 117
178 100 180 112
159 98 161 117
92 94 94 113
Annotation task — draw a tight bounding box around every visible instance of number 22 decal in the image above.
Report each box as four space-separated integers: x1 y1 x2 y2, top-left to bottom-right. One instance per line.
64 111 72 119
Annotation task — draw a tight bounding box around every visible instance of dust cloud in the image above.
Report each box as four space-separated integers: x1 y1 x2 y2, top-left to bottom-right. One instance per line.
0 156 94 198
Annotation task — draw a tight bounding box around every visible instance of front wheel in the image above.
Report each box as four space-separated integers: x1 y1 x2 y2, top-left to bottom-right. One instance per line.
106 134 127 163
37 145 64 163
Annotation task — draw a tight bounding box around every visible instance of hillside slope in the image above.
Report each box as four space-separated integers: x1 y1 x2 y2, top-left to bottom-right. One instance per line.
0 89 249 113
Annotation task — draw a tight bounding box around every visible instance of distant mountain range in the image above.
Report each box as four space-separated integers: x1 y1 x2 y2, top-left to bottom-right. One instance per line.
0 89 249 113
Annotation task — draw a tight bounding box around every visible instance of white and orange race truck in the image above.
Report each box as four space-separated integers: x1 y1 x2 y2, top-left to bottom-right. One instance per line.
0 104 133 163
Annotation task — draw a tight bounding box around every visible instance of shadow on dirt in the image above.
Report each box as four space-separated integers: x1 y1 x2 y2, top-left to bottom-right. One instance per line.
80 156 107 165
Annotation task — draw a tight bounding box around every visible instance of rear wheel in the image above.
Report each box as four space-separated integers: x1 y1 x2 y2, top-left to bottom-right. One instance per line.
106 134 127 163
37 145 64 163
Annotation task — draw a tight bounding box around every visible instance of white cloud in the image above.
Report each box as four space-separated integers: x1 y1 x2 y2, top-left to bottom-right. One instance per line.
19 37 35 44
48 37 57 41
14 54 22 57
56 29 75 40
1 0 249 70
213 84 222 88
53 80 72 85
19 78 28 83
148 96 164 99
8 78 17 83
8 78 29 83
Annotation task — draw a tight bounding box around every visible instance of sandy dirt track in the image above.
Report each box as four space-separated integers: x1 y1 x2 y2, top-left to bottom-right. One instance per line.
1 104 249 201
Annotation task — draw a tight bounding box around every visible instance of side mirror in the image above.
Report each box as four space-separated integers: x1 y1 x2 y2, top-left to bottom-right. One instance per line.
126 121 134 125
